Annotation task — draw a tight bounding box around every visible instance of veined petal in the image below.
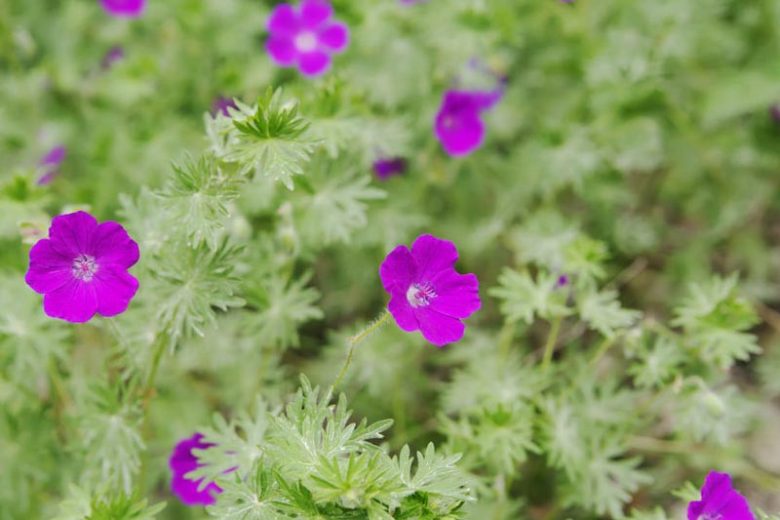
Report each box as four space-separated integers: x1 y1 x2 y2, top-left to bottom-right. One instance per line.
415 308 465 346
92 221 140 269
43 279 99 323
379 245 416 293
48 211 99 257
299 0 333 28
318 22 349 52
388 292 419 332
298 50 331 76
25 239 73 294
410 234 458 280
95 268 139 317
429 270 480 319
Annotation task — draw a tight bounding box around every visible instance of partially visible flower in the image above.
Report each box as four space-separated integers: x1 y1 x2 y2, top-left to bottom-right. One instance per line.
169 433 222 507
373 157 407 180
400 0 427 4
101 45 125 69
770 104 780 124
555 274 569 287
379 234 480 346
687 471 755 520
25 211 140 323
36 145 66 186
211 96 238 118
266 0 349 77
434 89 503 157
100 0 146 17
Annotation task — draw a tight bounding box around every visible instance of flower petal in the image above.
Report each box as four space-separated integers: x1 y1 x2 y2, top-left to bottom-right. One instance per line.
318 22 349 52
267 3 299 35
410 234 458 281
388 293 419 332
92 221 140 269
43 279 99 323
687 472 755 520
435 111 485 157
101 0 146 17
25 239 73 294
48 211 99 257
414 308 465 346
171 474 222 506
95 268 139 317
429 271 480 319
379 245 416 293
298 50 331 76
267 36 298 66
299 0 333 28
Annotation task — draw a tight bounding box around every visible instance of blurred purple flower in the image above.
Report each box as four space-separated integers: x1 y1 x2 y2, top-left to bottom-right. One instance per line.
169 433 223 507
434 89 503 157
101 46 125 69
211 96 238 117
25 211 140 323
380 234 480 346
100 0 146 17
266 0 349 77
36 145 67 186
556 274 569 287
373 157 407 180
688 471 755 520
770 104 780 124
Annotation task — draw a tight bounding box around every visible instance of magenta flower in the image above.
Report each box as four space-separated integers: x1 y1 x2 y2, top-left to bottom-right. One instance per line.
100 0 146 17
379 234 480 346
770 104 780 124
266 0 349 77
688 471 755 520
373 157 407 180
101 46 125 69
25 211 140 323
211 96 238 118
36 145 66 185
434 89 503 157
169 433 223 507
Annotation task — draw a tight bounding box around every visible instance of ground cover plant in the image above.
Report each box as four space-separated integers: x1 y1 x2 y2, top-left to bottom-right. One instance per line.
1 0 780 518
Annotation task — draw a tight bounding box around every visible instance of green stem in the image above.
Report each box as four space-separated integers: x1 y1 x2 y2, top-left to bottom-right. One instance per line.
497 318 517 361
541 316 563 371
589 335 615 366
142 334 168 407
333 310 391 390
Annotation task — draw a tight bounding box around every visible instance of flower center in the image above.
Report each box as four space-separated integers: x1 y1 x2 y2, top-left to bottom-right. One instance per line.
294 31 318 52
406 282 436 308
72 254 99 282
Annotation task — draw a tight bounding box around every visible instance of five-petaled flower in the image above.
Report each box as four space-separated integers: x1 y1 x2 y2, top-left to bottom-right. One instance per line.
379 234 480 346
100 0 146 17
169 433 223 506
266 0 349 77
687 471 755 520
25 211 140 323
434 89 503 157
373 157 407 180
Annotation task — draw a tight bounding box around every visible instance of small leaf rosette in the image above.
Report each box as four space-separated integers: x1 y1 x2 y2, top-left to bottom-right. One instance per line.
25 211 140 323
379 234 480 346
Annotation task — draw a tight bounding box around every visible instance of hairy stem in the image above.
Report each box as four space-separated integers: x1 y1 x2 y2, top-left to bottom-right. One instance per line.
333 310 392 389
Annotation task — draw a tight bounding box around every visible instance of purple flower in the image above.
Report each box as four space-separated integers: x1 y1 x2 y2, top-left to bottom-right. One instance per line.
379 234 480 346
688 471 755 520
211 96 238 118
266 0 349 77
101 46 125 69
169 433 223 507
770 104 780 124
36 146 67 186
373 157 407 180
25 211 140 323
556 274 569 287
434 89 503 157
100 0 146 17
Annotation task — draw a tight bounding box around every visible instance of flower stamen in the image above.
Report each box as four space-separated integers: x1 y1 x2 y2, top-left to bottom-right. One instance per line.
406 282 436 308
72 254 99 282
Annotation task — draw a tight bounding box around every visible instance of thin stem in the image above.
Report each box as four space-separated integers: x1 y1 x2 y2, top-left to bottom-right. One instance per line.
333 310 391 390
541 316 563 371
589 335 616 366
142 334 168 407
497 318 517 361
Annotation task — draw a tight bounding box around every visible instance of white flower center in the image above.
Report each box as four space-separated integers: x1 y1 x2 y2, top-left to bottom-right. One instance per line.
72 254 99 282
406 283 436 308
294 31 318 52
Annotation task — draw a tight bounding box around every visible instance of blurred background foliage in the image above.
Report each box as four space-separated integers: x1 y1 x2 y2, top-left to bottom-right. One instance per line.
1 0 780 518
